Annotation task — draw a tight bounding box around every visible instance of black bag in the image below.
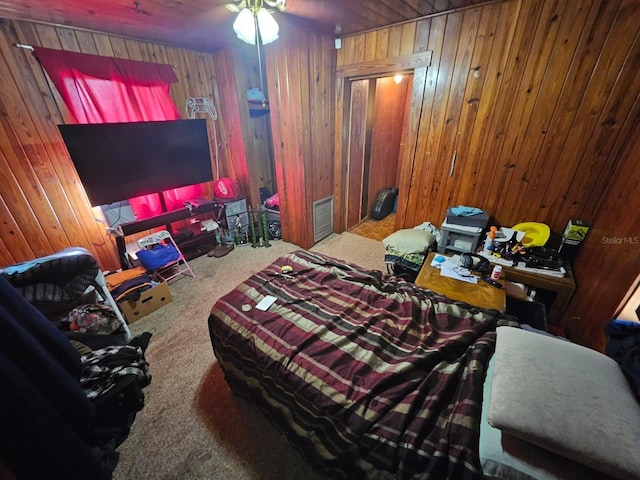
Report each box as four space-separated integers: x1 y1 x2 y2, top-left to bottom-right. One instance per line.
371 187 398 220
604 319 640 402
92 375 145 446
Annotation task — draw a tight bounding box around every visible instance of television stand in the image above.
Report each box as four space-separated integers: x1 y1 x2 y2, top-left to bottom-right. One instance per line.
173 229 218 261
115 199 222 269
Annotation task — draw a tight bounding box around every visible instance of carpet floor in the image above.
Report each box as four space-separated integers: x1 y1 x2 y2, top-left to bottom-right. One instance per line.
112 232 386 480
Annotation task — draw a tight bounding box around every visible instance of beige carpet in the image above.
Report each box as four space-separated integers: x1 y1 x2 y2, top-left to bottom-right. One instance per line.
112 232 386 480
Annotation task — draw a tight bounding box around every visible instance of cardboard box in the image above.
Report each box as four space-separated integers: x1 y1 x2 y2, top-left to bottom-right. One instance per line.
119 281 172 324
445 207 490 228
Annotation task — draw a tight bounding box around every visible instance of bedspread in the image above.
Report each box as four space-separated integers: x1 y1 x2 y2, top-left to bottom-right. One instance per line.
208 250 500 479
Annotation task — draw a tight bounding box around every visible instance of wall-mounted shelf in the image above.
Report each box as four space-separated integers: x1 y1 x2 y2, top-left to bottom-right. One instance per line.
248 100 269 117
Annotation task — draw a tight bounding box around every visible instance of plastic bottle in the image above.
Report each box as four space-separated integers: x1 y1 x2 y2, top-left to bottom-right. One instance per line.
485 226 497 252
491 265 502 281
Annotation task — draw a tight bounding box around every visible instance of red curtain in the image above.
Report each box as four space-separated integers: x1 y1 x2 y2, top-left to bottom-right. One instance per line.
34 47 201 217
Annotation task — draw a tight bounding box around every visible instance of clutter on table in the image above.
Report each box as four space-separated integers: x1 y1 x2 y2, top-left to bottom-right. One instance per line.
511 222 550 247
481 222 565 275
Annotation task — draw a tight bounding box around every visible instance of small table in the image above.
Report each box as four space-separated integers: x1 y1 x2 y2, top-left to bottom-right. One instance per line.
415 252 506 311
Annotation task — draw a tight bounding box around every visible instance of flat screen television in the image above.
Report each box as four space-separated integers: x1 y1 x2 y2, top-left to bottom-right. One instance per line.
58 119 213 207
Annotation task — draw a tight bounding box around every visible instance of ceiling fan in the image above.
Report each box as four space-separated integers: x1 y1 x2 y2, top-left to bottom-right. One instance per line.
226 0 285 44
224 0 340 45
225 0 287 14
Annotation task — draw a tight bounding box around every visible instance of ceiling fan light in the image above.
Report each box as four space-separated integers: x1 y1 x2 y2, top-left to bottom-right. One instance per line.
256 8 279 44
233 8 256 45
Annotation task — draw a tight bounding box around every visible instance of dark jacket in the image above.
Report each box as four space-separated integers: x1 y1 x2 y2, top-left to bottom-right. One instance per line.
0 275 110 480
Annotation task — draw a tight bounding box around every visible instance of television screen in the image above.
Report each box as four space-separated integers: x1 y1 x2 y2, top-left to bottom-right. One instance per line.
58 119 213 207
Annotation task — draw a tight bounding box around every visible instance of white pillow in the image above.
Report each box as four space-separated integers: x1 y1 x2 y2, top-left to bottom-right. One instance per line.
488 326 640 480
382 229 435 254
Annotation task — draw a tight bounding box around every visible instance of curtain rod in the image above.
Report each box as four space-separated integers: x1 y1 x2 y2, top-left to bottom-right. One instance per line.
15 43 35 51
13 43 178 68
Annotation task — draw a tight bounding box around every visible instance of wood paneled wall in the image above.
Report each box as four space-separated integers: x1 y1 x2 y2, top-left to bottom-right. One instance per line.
0 18 251 272
220 43 277 208
335 0 640 350
568 131 640 352
265 28 335 248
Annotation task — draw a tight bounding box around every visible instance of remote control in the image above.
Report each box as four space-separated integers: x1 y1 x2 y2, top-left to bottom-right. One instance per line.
482 277 504 289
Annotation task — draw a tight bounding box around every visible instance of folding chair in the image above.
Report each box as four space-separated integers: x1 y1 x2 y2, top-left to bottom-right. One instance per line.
0 247 131 339
136 230 195 283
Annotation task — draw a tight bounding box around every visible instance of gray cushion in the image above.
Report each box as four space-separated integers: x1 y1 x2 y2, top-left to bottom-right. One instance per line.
487 326 640 480
481 355 617 480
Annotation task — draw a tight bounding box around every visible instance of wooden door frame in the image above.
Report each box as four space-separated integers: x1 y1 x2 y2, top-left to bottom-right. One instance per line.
333 52 432 234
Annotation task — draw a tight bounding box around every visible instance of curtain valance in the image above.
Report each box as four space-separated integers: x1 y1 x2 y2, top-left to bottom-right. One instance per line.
33 47 178 85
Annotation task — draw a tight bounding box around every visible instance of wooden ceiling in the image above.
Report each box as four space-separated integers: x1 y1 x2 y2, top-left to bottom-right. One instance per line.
0 0 497 52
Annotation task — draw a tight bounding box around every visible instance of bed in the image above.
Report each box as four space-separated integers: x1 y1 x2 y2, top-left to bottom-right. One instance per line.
208 250 640 480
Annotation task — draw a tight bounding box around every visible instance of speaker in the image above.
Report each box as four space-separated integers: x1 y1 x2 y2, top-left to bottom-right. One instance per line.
460 253 490 273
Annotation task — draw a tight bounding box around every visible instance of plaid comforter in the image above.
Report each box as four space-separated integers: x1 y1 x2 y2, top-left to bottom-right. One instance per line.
208 250 500 479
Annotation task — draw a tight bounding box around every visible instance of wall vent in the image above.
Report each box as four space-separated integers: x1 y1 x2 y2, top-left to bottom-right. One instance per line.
313 195 334 243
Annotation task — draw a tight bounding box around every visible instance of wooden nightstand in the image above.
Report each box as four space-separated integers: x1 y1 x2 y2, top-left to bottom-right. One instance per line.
502 262 576 324
415 252 506 311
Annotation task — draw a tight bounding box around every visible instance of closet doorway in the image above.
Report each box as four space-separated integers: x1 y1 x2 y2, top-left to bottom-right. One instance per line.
345 74 413 231
334 51 431 236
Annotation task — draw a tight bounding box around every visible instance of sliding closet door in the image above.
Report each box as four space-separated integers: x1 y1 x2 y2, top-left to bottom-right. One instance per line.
346 78 374 230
